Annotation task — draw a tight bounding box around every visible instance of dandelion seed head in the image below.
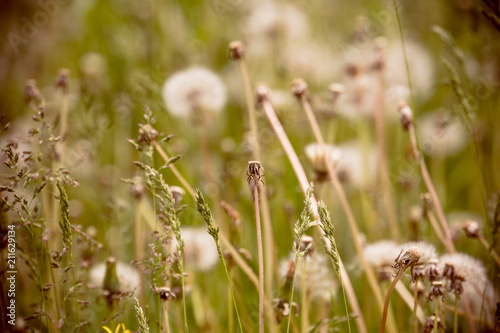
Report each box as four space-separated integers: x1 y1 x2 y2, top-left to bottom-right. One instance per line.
417 109 468 157
171 227 219 272
335 141 377 189
89 260 140 292
162 67 226 117
363 240 401 268
401 241 438 264
305 143 342 177
438 252 496 318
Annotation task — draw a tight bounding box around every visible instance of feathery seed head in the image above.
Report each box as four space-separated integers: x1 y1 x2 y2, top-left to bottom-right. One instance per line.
329 83 345 103
401 241 437 264
162 67 226 118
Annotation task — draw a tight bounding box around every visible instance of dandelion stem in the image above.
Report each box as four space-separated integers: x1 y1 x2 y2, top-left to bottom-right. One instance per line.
236 54 278 332
252 183 265 333
414 278 420 333
408 125 455 253
476 234 500 267
380 263 410 333
453 296 459 333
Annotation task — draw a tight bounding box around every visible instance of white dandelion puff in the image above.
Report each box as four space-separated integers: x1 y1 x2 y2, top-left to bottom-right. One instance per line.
162 67 226 117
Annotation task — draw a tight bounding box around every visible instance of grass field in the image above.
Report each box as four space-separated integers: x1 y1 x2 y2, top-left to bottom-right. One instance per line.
1 0 500 332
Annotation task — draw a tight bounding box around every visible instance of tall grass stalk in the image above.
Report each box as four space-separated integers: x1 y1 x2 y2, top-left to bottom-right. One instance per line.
195 189 243 333
57 182 80 331
317 201 351 333
256 84 367 333
291 81 397 332
230 42 278 333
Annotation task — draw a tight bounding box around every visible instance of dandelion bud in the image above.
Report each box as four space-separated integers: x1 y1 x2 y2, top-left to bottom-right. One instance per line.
55 68 70 93
103 257 120 296
24 79 41 106
291 78 308 100
463 220 480 238
228 40 244 60
398 102 413 131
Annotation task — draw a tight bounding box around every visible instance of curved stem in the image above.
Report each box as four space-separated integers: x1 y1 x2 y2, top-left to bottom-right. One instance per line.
380 264 409 333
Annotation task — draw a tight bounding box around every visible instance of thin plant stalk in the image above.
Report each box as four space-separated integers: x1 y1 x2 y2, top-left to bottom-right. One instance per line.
476 234 500 267
407 125 455 253
256 85 367 333
252 182 265 333
453 297 459 333
426 210 448 250
380 262 412 333
291 83 396 332
195 189 243 332
300 258 308 333
414 278 420 333
286 249 301 333
373 68 400 239
434 300 440 333
233 47 278 333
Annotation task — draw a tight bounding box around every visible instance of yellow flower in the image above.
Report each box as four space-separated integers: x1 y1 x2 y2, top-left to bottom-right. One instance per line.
102 323 131 333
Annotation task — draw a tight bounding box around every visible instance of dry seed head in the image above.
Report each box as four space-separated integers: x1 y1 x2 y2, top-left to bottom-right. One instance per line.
247 160 265 186
394 246 421 269
255 83 271 106
398 102 413 131
305 143 341 181
228 40 244 60
463 219 480 238
426 259 440 282
427 281 445 301
291 78 308 99
443 261 455 280
153 286 176 301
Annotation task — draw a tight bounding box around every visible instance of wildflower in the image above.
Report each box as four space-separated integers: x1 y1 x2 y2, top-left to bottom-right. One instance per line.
417 109 468 156
171 227 219 272
425 259 441 282
162 67 226 118
363 240 401 280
